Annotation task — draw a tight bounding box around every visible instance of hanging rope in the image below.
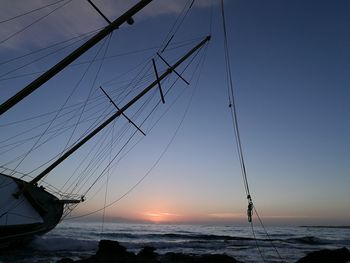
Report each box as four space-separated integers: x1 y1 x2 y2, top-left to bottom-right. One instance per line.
220 1 285 262
220 0 252 217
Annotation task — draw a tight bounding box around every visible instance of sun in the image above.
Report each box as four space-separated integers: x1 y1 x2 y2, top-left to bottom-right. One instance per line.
143 211 180 223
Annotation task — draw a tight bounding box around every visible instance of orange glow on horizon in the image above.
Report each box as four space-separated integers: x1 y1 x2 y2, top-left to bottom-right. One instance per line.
142 211 181 223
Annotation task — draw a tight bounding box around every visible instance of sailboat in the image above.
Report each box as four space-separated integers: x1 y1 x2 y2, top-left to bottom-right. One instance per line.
0 0 212 248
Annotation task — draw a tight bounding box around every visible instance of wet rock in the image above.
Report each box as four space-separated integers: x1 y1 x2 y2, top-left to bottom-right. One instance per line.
57 258 74 263
75 240 136 262
161 252 193 263
96 240 129 256
195 254 243 263
56 240 243 263
295 247 350 263
137 246 158 259
161 252 243 263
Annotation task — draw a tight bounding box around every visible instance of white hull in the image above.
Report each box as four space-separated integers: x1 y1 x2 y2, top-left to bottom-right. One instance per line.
0 173 64 248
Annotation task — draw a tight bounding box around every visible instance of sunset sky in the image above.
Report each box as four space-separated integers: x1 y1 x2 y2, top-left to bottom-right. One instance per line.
0 0 349 226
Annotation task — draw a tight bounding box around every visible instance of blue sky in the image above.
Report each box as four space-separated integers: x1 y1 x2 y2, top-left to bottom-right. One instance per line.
0 0 349 225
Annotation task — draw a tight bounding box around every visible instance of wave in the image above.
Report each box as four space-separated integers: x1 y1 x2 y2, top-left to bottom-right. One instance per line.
286 236 328 245
99 232 256 242
300 226 350 229
30 236 98 251
163 233 255 241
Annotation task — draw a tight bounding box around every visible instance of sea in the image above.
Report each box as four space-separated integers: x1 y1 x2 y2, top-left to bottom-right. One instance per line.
0 222 349 263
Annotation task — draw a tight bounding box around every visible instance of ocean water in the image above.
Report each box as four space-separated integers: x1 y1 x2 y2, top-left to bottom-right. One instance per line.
0 222 349 263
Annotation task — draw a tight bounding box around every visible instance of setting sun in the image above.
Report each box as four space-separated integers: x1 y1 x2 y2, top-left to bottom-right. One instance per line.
143 212 181 223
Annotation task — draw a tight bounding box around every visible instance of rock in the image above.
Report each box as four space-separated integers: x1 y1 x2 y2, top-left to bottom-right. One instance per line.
161 252 243 263
55 240 244 263
295 247 350 263
161 252 193 263
195 254 242 263
96 240 129 257
74 240 136 263
137 246 158 259
57 259 74 263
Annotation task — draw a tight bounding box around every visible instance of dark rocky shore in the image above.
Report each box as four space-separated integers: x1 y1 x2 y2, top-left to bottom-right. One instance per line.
57 240 350 263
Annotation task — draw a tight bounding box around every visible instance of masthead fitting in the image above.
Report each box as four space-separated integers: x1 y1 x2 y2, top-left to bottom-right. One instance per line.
127 17 135 25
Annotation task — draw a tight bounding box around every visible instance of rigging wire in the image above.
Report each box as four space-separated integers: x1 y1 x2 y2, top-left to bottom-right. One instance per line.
2 38 117 181
0 167 71 196
0 27 101 66
1 0 207 222
60 65 159 194
250 220 267 262
65 39 207 220
59 42 204 217
64 42 208 220
61 1 209 217
0 0 73 45
0 98 105 133
77 89 159 195
101 120 114 235
0 78 140 131
63 79 160 194
0 108 112 163
0 0 66 24
0 1 186 219
1 0 208 176
6 35 111 178
0 37 203 82
80 40 207 198
220 0 258 252
159 0 195 53
220 1 285 262
220 0 251 200
0 29 96 79
75 83 161 195
59 32 113 160
254 207 285 261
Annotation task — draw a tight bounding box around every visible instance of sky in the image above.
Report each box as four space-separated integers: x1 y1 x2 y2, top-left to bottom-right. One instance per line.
0 0 349 226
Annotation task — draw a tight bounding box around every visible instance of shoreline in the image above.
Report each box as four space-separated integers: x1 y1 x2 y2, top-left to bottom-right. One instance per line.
56 239 350 263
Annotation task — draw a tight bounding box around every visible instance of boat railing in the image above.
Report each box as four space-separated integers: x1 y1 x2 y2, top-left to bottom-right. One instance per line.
0 167 82 203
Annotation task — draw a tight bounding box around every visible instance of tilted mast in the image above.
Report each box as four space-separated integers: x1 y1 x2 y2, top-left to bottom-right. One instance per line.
0 0 153 116
27 36 210 186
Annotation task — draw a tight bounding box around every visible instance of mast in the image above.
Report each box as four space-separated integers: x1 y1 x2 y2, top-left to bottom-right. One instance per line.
0 0 153 116
29 36 210 186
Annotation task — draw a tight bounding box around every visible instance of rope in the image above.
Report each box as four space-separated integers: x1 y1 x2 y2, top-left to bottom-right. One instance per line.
250 220 267 262
6 34 109 178
0 29 94 79
220 1 284 262
101 121 113 236
254 207 285 262
220 0 251 209
0 27 101 66
0 0 73 45
64 40 208 220
55 34 113 190
0 0 66 24
60 33 113 158
159 0 195 53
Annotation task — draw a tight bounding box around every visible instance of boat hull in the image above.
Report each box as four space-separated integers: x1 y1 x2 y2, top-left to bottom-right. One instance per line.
0 173 64 248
